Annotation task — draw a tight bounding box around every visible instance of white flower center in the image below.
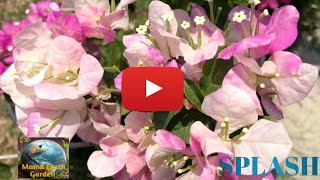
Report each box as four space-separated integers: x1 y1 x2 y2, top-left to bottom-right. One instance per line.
248 0 261 5
25 9 30 14
194 16 206 26
136 25 148 34
232 11 247 23
180 21 190 29
161 13 173 22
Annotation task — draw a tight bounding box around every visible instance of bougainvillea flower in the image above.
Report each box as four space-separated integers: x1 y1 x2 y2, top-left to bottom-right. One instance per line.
260 51 318 106
10 22 103 101
181 121 291 178
77 98 121 144
47 11 85 42
178 121 233 179
0 65 86 110
124 111 154 151
147 1 224 65
88 128 147 178
232 119 292 175
202 83 259 133
146 130 187 180
26 0 60 22
219 5 299 59
123 34 166 67
62 0 135 44
222 64 263 115
16 104 86 140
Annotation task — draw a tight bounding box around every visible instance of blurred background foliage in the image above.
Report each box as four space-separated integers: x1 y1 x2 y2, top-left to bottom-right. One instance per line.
0 0 319 179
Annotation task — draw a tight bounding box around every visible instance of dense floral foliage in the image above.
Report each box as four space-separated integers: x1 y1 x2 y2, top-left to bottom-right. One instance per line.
0 0 318 179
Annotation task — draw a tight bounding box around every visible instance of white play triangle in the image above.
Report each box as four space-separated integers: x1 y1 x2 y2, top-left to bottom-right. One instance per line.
146 79 163 97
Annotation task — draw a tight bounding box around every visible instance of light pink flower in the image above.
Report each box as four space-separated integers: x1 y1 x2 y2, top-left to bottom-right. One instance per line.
260 51 319 106
77 101 121 144
178 121 291 178
87 128 148 178
146 130 187 179
16 105 86 140
202 83 259 133
219 5 299 59
62 0 135 44
124 111 154 151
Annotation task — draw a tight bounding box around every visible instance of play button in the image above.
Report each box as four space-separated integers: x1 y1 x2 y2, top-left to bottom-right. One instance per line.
146 79 163 97
122 67 184 111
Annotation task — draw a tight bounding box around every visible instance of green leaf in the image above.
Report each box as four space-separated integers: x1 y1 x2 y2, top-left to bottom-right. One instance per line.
120 104 130 116
184 79 204 110
0 162 12 179
211 59 233 84
152 109 182 130
199 76 221 96
166 109 213 143
202 59 216 76
203 84 221 97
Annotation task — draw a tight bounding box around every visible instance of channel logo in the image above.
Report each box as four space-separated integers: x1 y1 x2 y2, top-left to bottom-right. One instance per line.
122 67 184 111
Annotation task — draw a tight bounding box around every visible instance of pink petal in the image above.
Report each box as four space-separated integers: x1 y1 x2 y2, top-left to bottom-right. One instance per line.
190 4 225 46
100 9 126 28
202 84 258 133
99 136 131 156
234 119 292 175
22 107 83 140
264 5 299 54
181 63 202 84
270 52 318 105
218 34 275 60
261 94 284 120
151 28 191 60
13 22 51 47
126 146 147 177
234 55 262 75
47 11 84 42
114 71 123 91
148 1 178 35
152 130 186 151
35 83 79 100
87 150 127 178
50 35 85 73
123 34 165 67
0 65 36 109
124 111 153 143
13 47 50 86
223 64 263 115
78 54 104 96
190 121 232 158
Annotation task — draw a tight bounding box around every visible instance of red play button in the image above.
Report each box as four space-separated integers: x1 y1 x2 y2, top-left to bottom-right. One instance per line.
122 67 184 111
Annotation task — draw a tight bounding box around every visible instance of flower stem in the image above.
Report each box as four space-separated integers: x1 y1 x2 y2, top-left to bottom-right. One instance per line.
103 66 121 73
208 1 215 23
111 0 116 12
250 3 255 35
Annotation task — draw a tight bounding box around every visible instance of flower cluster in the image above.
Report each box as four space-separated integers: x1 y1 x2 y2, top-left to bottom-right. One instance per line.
0 0 134 139
0 0 60 94
0 0 318 179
